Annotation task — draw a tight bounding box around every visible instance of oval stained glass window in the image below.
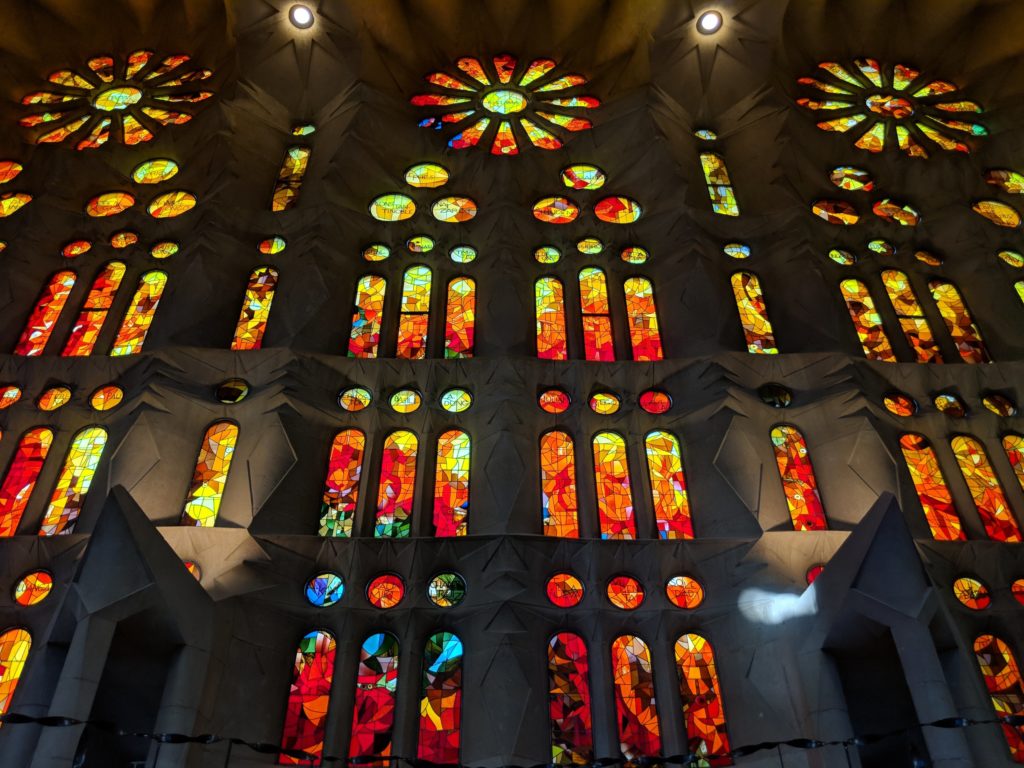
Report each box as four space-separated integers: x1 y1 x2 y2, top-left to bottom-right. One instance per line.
390 389 422 413
999 250 1024 268
883 392 917 417
13 571 53 606
830 166 874 191
621 246 648 264
427 572 466 607
873 198 919 227
577 237 603 254
758 383 792 408
973 200 1021 228
148 190 196 218
215 378 249 404
867 239 894 256
61 240 91 258
367 573 405 609
607 575 644 610
535 246 561 264
363 244 390 262
1013 579 1024 606
38 386 71 411
539 389 570 414
639 390 671 414
589 392 620 415
533 197 579 224
305 573 344 607
983 393 1017 416
432 196 477 223
0 385 22 409
828 249 856 266
110 231 139 248
665 576 703 609
405 163 449 188
90 385 124 411
695 128 718 140
407 235 435 253
440 388 472 413
934 393 967 418
131 159 179 184
811 199 858 225
151 241 179 259
561 165 606 190
723 243 750 259
339 387 372 412
952 576 990 610
450 245 477 263
546 573 584 607
259 237 286 255
370 193 415 222
594 196 642 224
86 191 135 217
915 250 943 266
0 160 23 183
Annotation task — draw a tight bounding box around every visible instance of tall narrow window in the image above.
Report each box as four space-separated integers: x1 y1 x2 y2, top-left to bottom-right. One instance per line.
973 634 1024 762
445 277 476 358
699 153 740 216
0 629 31 720
231 266 278 351
349 632 399 765
1004 434 1024 494
548 632 593 765
623 276 663 361
645 431 694 539
348 275 386 358
881 270 942 363
319 429 365 538
434 429 470 537
272 146 311 211
14 271 76 356
611 635 661 761
0 427 54 537
929 281 991 363
279 630 336 766
180 421 239 527
418 631 463 764
839 279 897 361
593 432 635 539
770 425 827 531
62 262 126 356
397 265 432 359
541 430 580 538
110 270 167 356
375 430 417 537
674 634 731 765
578 268 614 361
899 434 965 541
536 277 568 360
730 272 777 354
951 435 1021 542
38 426 108 536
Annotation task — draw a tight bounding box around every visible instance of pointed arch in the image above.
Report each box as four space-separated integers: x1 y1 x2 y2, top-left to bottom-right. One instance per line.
881 269 942 363
951 435 1021 542
645 430 694 539
445 277 475 358
541 430 579 538
730 272 777 354
593 432 635 539
348 632 399 764
397 265 432 359
231 265 278 350
434 429 470 537
110 270 167 356
770 425 827 531
536 276 568 360
0 427 55 537
973 634 1024 761
548 632 593 765
839 279 896 361
39 426 108 535
929 280 991 363
375 430 417 537
180 421 239 527
674 633 731 764
348 275 386 358
418 631 463 763
611 634 661 760
578 267 614 361
62 261 126 356
899 433 965 541
14 271 76 356
623 276 663 361
0 628 31 720
319 429 365 538
279 629 336 765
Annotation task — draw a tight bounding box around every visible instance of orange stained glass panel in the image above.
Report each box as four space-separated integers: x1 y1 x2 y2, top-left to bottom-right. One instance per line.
62 261 126 356
674 634 731 765
536 277 568 360
279 629 335 765
180 421 239 527
375 430 417 538
578 268 614 362
39 426 108 536
272 146 311 212
109 270 167 356
899 434 965 541
541 430 579 538
548 632 594 765
730 272 777 354
881 270 942 363
951 435 1021 543
645 431 694 540
839 279 897 361
0 629 31 721
0 428 54 537
13 571 53 606
770 425 827 531
1004 434 1024 494
623 277 663 361
417 632 463 764
929 281 991 364
434 429 470 537
445 277 475 358
973 634 1024 762
14 271 77 356
611 635 661 761
348 275 386 358
231 266 278 351
593 432 635 539
319 429 365 538
397 266 432 359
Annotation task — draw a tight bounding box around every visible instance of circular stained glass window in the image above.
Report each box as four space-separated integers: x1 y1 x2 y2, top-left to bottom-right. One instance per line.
427 572 466 607
38 386 71 411
13 571 53 606
215 378 249 404
539 389 570 414
546 573 584 607
620 246 648 264
806 565 825 585
259 236 286 255
607 575 644 610
665 576 703 609
305 573 344 607
150 241 179 259
883 392 917 417
759 383 792 408
639 390 671 414
952 576 990 610
407 235 435 253
183 560 202 581
934 393 967 418
440 388 472 413
390 389 422 413
339 387 372 412
983 393 1017 417
90 385 124 411
0 385 22 410
1012 579 1024 606
589 392 620 415
534 246 561 264
367 574 405 609
724 243 750 259
450 245 477 264
363 244 390 262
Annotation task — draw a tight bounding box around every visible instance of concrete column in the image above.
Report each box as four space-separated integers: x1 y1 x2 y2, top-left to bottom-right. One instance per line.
152 643 212 767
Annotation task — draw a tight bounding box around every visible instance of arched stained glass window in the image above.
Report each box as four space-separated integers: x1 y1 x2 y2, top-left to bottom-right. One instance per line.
349 632 399 765
39 426 107 535
536 277 568 360
375 430 417 538
881 270 942 363
770 425 827 531
929 281 991 364
0 629 31 720
1004 434 1024 494
272 146 311 212
839 279 896 362
645 431 694 540
951 435 1021 542
899 434 965 541
418 631 463 763
0 427 54 537
611 634 661 761
578 268 614 361
180 421 238 527
445 277 475 358
593 432 635 539
348 275 386 358
110 270 167 356
231 266 278 351
541 430 579 538
973 634 1024 762
14 271 76 356
319 429 364 538
623 276 663 361
279 629 336 766
62 261 126 356
434 429 470 537
548 632 593 765
730 272 777 354
674 634 731 765
699 152 739 216
397 265 432 359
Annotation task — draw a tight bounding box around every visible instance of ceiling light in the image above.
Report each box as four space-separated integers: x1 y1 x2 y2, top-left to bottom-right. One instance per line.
697 10 723 34
289 4 314 29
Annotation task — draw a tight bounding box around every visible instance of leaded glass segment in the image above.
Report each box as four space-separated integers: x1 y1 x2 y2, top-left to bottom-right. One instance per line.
181 421 239 527
611 634 661 761
319 429 364 537
348 275 386 358
397 266 432 359
445 277 476 358
536 277 568 360
349 632 399 765
623 276 663 361
593 432 635 539
541 430 580 538
951 435 1021 542
39 426 108 535
231 266 278 350
881 270 942 363
548 632 593 765
839 279 897 361
14 271 76 356
578 268 614 361
770 425 827 531
279 629 335 765
730 272 777 354
434 429 470 536
418 632 463 764
62 261 126 356
375 430 417 537
899 433 965 541
110 270 167 356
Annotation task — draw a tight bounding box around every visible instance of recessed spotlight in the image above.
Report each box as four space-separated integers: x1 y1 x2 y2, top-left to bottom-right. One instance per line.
289 4 314 29
697 10 723 34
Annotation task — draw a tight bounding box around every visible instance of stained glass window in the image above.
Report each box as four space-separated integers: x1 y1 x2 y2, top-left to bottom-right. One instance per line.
305 574 344 607
953 577 991 610
623 276 663 361
445 277 475 358
1004 434 1024 494
548 632 593 765
181 421 238 527
434 429 470 537
839 279 897 361
418 632 463 764
62 262 126 356
951 435 1021 543
319 429 365 538
699 153 739 216
593 432 636 539
899 434 965 541
397 266 432 359
231 266 278 351
13 571 53 606
348 275 386 358
0 629 31 721
14 271 76 356
272 146 311 212
607 575 645 610
367 574 405 608
881 270 942 363
110 270 167 356
375 430 417 537
645 431 694 539
427 573 466 607
973 634 1024 762
349 632 399 765
770 425 827 531
541 430 579 538
674 634 731 764
38 426 107 535
0 428 54 537
730 272 777 354
578 268 614 361
666 576 704 609
279 630 335 766
611 635 661 760
536 277 568 360
929 281 991 364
